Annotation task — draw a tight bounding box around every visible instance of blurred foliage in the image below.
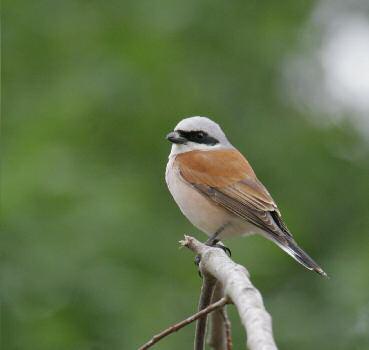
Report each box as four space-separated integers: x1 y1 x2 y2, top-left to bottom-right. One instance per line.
3 1 369 349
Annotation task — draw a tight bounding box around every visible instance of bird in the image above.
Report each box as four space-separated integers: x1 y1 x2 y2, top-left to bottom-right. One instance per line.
165 116 327 277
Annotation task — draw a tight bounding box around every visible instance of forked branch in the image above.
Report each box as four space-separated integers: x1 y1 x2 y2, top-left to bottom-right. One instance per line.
139 236 277 350
180 236 277 350
138 297 229 350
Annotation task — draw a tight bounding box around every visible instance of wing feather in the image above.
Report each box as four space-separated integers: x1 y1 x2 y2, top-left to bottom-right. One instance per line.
176 149 292 239
175 149 327 276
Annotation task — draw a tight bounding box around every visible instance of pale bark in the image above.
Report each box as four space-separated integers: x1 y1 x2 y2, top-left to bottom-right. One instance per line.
139 236 278 350
180 236 277 350
194 273 216 350
138 297 229 350
207 282 232 350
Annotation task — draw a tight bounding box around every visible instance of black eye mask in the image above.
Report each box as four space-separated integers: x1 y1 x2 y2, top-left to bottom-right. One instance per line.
177 130 219 145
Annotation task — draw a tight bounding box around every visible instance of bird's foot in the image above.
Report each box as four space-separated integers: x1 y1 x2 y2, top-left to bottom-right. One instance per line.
194 239 231 278
205 238 232 257
194 255 202 278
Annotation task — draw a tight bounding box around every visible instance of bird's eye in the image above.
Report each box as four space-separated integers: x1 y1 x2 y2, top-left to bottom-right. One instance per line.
197 132 205 139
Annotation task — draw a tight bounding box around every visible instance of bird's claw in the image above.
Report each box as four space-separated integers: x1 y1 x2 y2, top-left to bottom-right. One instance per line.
193 241 231 278
206 240 232 257
218 244 232 257
194 255 202 278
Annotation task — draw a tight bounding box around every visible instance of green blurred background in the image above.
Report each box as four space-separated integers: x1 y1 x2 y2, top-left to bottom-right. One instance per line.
3 1 369 349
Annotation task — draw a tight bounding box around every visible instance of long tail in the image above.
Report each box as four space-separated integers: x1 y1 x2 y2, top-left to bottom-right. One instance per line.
272 236 328 277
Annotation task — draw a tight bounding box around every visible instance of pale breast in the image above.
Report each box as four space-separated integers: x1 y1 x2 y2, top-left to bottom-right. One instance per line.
165 156 259 239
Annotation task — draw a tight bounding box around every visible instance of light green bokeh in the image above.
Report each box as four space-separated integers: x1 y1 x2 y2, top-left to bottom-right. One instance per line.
3 1 369 349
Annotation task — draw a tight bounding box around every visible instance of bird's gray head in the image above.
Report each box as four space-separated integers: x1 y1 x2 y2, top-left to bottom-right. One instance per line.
166 116 233 156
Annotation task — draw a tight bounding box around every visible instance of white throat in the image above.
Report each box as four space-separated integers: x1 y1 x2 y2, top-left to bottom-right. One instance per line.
169 142 233 158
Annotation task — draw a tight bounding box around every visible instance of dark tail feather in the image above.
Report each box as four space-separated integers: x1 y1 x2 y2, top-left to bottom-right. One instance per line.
272 236 328 277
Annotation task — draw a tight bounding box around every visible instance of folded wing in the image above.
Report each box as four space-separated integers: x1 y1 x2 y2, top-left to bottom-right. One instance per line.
176 149 291 241
176 149 327 276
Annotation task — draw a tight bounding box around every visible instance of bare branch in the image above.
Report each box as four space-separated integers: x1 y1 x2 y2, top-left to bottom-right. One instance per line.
195 273 216 350
180 235 278 350
138 297 229 350
223 307 232 350
207 282 232 350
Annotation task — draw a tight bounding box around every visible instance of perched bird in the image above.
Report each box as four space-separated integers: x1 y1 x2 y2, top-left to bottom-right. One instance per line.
165 116 327 277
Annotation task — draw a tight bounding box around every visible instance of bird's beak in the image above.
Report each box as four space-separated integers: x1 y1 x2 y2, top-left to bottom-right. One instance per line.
166 131 187 144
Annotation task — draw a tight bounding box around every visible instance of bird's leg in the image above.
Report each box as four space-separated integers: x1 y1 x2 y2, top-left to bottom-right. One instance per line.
205 224 232 257
195 224 231 275
207 223 228 244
